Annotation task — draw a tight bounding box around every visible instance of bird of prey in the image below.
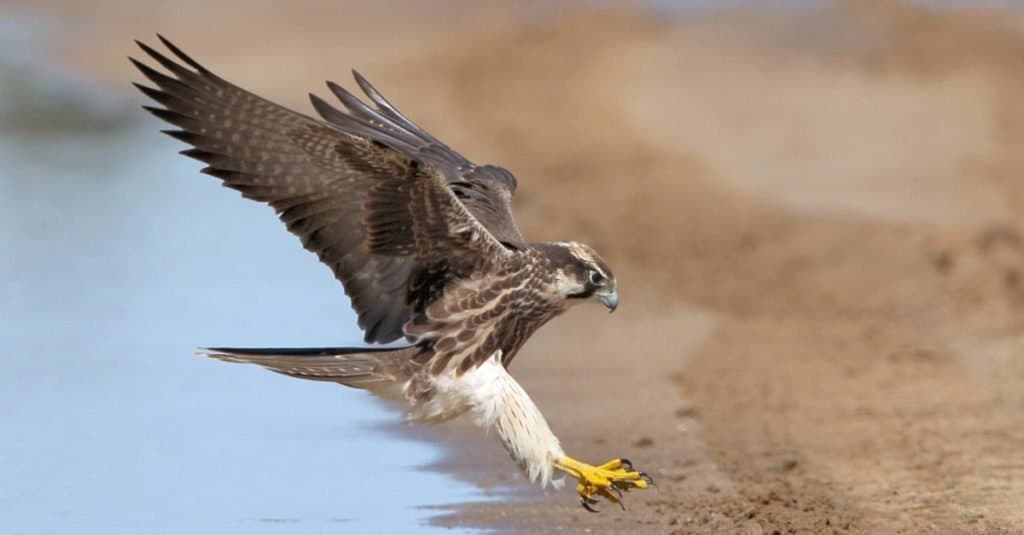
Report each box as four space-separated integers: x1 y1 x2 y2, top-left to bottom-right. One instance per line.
131 36 651 511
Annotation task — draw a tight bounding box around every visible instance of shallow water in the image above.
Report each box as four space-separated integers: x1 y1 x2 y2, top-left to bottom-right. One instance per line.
0 115 481 533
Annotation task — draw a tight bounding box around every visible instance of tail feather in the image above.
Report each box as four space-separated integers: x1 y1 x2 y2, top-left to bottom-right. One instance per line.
199 345 415 389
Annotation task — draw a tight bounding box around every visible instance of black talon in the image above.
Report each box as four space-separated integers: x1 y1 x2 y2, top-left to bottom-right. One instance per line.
639 471 657 488
620 458 633 471
581 496 600 513
611 479 634 492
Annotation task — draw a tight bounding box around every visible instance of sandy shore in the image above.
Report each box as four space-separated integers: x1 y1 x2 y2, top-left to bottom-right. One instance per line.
34 1 1024 532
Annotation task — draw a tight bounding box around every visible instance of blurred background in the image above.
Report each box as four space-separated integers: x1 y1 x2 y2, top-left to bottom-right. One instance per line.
3 1 1024 533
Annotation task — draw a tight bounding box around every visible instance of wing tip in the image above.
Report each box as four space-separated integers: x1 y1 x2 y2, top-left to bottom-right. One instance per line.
351 69 370 90
308 92 332 113
127 56 152 75
133 38 160 59
156 34 209 73
351 69 382 101
131 34 214 81
310 92 353 128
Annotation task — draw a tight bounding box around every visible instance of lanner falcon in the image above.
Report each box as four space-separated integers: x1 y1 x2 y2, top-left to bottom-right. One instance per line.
131 36 651 511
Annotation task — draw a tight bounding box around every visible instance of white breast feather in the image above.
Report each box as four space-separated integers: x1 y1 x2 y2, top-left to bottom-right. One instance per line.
406 351 565 489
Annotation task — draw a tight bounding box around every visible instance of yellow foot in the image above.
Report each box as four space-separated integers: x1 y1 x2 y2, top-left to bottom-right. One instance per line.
555 456 654 512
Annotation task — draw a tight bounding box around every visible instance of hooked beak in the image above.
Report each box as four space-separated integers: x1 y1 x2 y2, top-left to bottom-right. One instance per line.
598 289 619 312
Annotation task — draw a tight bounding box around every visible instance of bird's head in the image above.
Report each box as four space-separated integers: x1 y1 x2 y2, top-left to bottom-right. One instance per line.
540 241 618 312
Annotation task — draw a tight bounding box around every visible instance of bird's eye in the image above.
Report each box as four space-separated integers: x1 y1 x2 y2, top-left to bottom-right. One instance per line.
588 270 605 285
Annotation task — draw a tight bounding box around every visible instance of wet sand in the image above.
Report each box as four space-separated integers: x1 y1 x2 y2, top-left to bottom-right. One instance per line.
35 1 1024 532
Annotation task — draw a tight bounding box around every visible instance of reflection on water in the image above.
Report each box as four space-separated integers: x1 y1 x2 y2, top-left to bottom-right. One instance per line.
0 100 481 533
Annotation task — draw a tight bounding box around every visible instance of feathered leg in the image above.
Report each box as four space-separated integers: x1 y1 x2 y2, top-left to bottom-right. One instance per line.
455 352 652 511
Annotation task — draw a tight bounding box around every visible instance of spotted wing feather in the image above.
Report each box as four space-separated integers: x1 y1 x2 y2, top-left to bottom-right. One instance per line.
131 36 510 343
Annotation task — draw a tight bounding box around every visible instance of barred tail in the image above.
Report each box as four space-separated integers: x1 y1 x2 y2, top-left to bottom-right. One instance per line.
199 345 416 390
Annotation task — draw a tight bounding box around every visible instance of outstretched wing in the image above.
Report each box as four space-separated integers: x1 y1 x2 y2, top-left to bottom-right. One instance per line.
309 73 525 248
131 36 512 343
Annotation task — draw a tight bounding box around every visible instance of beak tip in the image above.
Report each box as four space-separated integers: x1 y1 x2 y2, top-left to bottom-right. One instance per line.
600 291 619 312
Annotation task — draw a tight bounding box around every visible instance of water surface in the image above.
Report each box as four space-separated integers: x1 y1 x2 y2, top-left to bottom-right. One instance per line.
0 91 481 535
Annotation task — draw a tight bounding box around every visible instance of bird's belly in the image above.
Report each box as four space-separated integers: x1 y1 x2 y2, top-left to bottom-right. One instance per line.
402 373 476 424
403 350 506 424
404 388 474 423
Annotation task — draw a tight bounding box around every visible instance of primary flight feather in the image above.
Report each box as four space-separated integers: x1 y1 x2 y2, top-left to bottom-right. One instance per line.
131 35 650 511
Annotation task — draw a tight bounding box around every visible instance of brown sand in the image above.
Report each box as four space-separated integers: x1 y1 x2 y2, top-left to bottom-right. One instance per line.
36 1 1024 532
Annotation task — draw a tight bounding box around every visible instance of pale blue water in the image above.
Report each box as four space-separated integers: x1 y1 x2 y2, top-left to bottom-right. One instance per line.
0 117 481 533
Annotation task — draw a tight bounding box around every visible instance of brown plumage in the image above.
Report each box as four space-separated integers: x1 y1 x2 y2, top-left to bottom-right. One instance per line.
131 37 646 510
132 36 524 345
131 35 618 379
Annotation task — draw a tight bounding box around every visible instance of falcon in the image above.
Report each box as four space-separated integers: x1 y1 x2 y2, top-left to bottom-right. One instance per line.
131 36 651 511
